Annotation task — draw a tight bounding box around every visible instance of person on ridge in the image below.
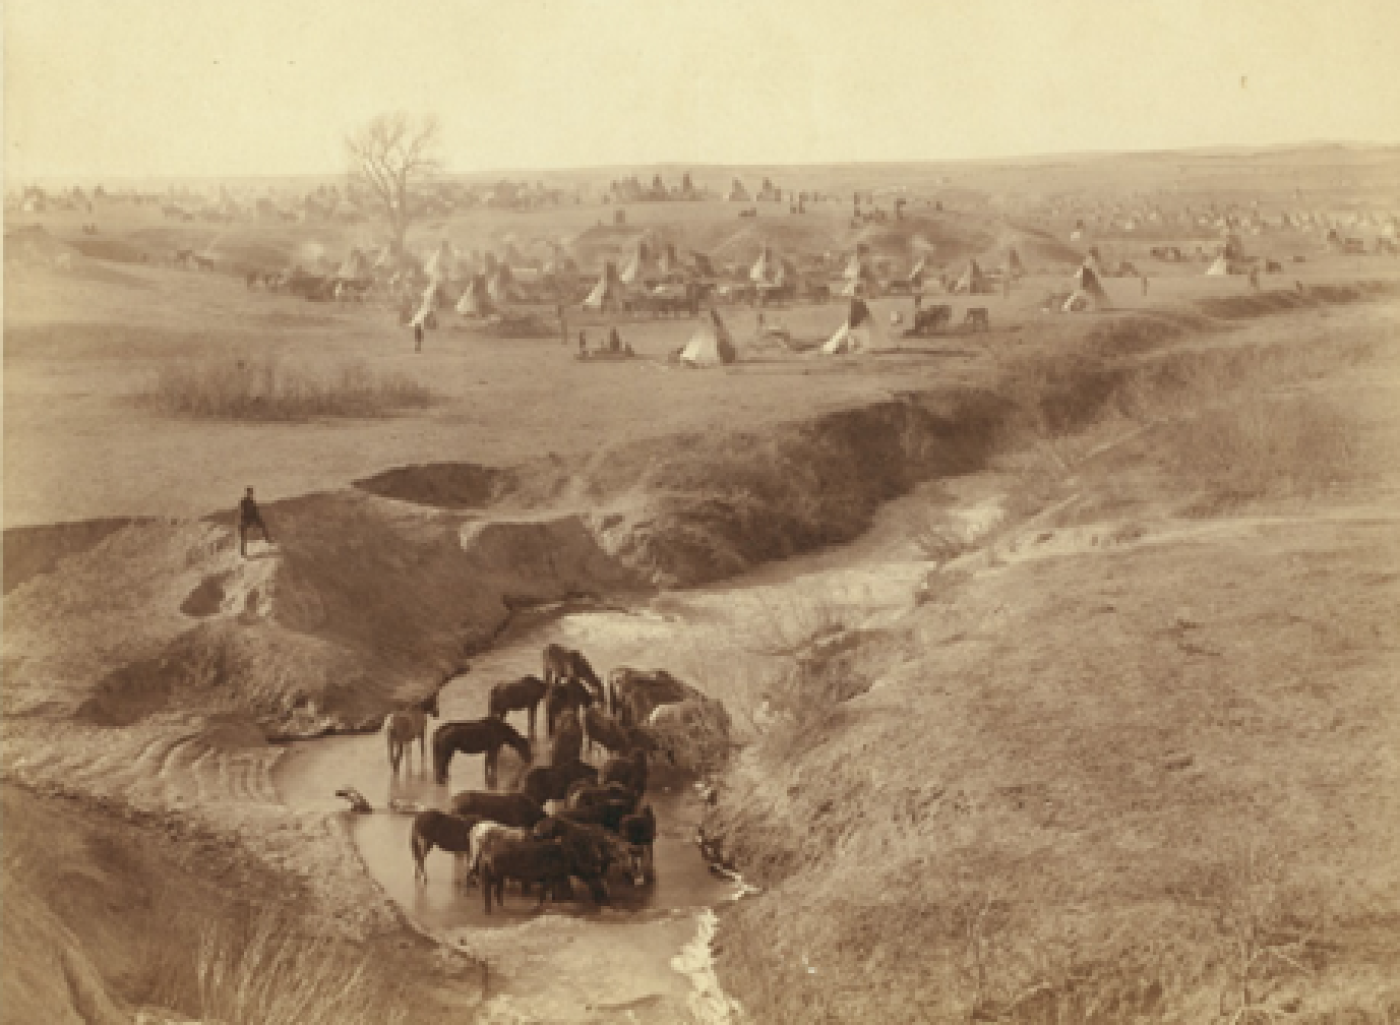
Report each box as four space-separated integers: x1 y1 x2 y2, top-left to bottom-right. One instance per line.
237 486 274 558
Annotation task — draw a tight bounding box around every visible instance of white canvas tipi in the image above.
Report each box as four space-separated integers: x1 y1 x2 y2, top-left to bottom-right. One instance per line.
679 309 738 367
1062 262 1111 312
822 297 884 354
583 261 628 312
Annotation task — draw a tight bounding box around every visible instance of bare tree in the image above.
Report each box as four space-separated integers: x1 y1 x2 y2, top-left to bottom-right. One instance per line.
345 112 442 258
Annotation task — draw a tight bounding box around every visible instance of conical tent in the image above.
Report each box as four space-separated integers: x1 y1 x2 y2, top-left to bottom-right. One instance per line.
906 256 928 287
1062 262 1111 312
679 309 738 367
488 263 524 303
1004 248 1026 278
619 241 659 286
456 274 495 316
583 261 627 312
750 245 781 285
822 297 885 354
424 240 456 282
951 259 992 295
1204 254 1232 276
727 178 751 202
840 247 880 297
657 243 684 280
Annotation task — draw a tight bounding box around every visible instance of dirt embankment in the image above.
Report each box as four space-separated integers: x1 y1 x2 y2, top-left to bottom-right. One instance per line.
700 300 1400 1022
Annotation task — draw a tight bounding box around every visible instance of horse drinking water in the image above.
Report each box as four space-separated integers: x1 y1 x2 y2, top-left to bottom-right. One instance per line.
432 718 533 788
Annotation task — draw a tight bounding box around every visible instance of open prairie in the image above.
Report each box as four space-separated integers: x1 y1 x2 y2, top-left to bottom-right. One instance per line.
6 140 1400 1024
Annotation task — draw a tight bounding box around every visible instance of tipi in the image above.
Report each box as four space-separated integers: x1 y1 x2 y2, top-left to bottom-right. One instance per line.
1062 262 1111 312
583 261 628 312
727 178 751 203
456 274 495 316
423 240 456 282
749 245 781 285
619 241 660 287
679 309 738 367
488 262 524 303
1004 247 1026 279
822 297 884 354
951 259 992 295
1204 253 1232 276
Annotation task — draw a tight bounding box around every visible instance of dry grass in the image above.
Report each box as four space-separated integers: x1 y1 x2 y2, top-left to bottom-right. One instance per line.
142 354 434 420
195 911 406 1025
1162 394 1363 508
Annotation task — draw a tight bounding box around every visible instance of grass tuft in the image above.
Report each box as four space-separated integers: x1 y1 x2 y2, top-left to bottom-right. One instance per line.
195 911 406 1025
142 354 434 420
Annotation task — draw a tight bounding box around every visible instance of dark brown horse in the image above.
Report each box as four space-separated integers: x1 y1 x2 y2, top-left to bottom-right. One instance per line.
549 709 584 767
520 759 597 807
543 644 605 704
450 790 545 829
582 705 657 758
546 677 594 736
410 810 482 884
488 675 549 737
601 748 649 799
433 718 532 788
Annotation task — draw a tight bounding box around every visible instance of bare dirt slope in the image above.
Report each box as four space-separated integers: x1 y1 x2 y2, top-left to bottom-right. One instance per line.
706 304 1400 1023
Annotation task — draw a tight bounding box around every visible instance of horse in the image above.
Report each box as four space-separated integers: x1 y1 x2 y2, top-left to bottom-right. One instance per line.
549 709 584 767
385 688 442 774
520 759 598 807
608 668 690 729
465 821 532 887
582 705 655 759
450 790 545 829
601 748 649 799
619 806 657 886
488 675 549 737
542 644 605 704
546 677 594 736
433 719 532 788
410 810 482 884
478 831 607 914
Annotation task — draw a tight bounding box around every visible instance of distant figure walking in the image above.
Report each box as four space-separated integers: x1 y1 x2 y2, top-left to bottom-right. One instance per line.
413 319 425 353
1141 274 1149 296
578 330 588 356
609 327 622 353
237 487 273 558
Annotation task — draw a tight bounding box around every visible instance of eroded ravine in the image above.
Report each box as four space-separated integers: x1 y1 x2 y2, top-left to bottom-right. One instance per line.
272 478 973 1022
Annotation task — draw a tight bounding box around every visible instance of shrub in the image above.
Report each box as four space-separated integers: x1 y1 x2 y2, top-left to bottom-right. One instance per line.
143 355 433 420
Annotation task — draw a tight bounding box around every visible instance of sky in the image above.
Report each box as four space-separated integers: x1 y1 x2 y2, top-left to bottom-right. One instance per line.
5 0 1400 181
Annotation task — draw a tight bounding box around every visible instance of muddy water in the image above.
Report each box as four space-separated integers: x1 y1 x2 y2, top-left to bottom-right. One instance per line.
275 613 741 1020
273 479 976 1019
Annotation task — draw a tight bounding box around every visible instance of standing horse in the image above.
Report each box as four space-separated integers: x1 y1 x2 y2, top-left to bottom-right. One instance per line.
410 810 482 885
385 688 442 774
543 644 605 704
488 676 549 737
433 718 533 788
546 677 594 736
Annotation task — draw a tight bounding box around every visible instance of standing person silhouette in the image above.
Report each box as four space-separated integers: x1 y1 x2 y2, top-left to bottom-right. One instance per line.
237 487 273 558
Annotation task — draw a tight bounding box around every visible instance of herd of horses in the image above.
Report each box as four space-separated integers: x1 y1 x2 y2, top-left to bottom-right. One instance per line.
384 643 694 913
